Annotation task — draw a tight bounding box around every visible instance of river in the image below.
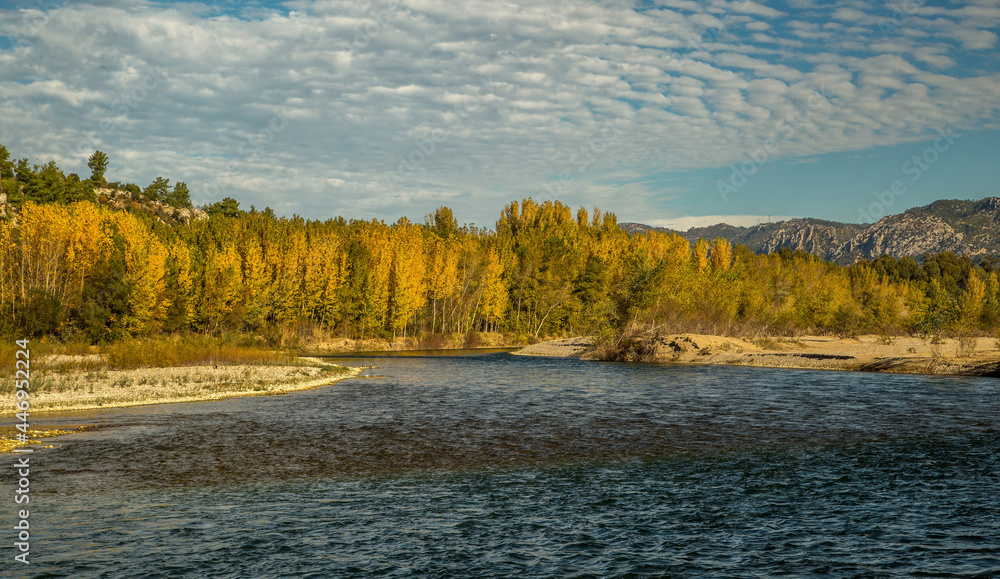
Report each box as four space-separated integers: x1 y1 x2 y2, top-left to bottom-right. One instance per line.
4 353 999 577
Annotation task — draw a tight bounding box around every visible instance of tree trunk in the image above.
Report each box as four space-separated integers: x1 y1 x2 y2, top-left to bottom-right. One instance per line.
534 301 561 338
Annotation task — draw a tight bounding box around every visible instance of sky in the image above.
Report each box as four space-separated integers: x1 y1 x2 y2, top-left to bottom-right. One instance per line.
1 0 999 230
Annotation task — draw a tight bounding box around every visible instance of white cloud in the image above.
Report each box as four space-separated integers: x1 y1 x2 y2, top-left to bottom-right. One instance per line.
646 215 798 230
0 0 997 226
831 7 867 22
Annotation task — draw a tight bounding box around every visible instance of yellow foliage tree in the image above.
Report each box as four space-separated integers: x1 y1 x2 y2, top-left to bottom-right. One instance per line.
169 237 196 327
692 238 709 274
480 247 507 331
426 236 461 332
239 222 272 329
986 271 1000 316
959 271 986 330
356 220 392 337
709 238 733 272
200 242 242 331
389 220 426 336
109 212 169 334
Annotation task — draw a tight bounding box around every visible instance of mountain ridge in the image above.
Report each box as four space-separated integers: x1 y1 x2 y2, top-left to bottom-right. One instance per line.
622 197 1000 264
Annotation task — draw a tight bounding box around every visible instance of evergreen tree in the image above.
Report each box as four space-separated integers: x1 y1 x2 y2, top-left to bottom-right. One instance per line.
165 181 192 207
207 197 243 218
144 176 170 202
25 161 67 203
87 150 110 186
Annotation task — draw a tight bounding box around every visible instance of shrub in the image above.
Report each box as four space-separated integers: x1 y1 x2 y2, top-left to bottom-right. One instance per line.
101 335 294 369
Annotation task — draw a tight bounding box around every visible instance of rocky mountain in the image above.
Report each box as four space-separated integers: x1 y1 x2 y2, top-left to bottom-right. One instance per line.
622 197 1000 264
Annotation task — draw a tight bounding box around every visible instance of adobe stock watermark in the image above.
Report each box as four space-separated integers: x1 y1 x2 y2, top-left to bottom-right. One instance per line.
12 339 32 565
60 66 166 165
878 0 925 39
857 126 958 223
717 88 829 202
541 118 628 200
339 0 402 54
383 76 498 193
201 110 290 204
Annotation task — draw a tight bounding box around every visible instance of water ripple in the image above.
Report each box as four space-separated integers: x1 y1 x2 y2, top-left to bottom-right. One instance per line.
5 355 999 577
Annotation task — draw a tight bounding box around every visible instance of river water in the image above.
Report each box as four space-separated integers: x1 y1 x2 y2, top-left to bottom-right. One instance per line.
4 354 998 577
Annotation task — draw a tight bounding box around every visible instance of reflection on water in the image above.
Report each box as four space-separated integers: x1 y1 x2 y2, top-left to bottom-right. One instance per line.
5 354 999 577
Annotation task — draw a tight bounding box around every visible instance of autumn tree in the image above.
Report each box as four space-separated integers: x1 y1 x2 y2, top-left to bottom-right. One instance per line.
693 238 709 274
388 219 426 337
480 247 507 333
958 270 986 331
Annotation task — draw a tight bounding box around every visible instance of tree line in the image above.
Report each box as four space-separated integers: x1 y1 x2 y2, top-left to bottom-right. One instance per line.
1 146 999 344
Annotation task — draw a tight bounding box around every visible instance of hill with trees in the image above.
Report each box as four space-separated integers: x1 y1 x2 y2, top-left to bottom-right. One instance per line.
0 144 204 224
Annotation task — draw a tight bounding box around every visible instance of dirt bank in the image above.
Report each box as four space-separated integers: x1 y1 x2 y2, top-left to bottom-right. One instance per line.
515 335 1000 377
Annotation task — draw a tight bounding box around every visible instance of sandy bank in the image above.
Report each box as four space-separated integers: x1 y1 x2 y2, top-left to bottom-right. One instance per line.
1 359 362 417
513 337 597 358
303 332 511 353
516 335 1000 377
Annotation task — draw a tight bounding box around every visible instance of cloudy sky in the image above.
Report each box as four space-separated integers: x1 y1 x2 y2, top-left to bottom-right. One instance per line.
2 0 999 229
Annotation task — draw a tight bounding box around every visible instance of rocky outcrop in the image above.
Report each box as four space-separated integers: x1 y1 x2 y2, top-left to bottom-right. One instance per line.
94 188 207 223
839 213 965 264
0 187 207 224
753 220 861 262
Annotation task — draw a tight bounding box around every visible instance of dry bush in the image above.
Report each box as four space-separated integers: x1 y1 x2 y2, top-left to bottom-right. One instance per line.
591 322 661 362
0 338 91 380
463 331 483 348
418 333 448 349
54 341 96 356
956 337 977 358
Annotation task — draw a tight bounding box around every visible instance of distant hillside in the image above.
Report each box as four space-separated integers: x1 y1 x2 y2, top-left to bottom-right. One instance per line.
623 197 1000 264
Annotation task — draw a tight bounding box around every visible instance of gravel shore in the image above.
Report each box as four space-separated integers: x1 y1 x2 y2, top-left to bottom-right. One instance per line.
512 337 596 358
1 360 361 417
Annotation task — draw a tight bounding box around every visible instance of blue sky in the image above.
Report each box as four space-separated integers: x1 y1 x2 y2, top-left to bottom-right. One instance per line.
1 0 998 230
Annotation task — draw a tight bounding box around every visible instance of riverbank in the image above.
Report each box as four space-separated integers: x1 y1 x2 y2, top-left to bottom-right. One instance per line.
0 357 361 417
302 331 513 353
516 334 1000 376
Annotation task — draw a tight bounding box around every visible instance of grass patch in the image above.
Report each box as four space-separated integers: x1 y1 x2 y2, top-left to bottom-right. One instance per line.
2 338 103 370
753 338 780 350
101 335 295 370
